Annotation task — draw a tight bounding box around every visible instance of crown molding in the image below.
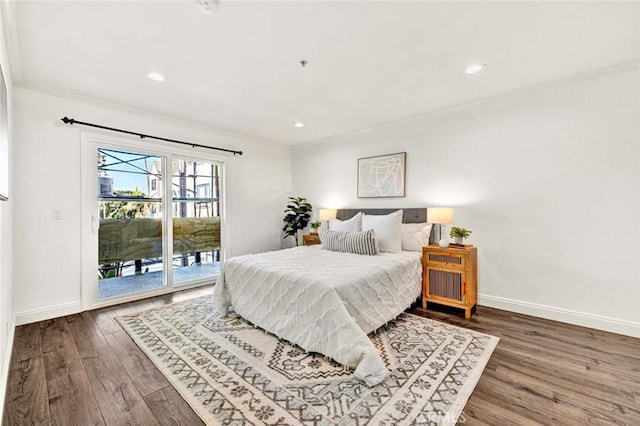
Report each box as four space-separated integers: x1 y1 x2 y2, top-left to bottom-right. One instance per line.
15 84 291 151
294 59 640 150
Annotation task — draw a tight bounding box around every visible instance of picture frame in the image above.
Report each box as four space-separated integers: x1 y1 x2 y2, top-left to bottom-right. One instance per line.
357 152 406 198
0 64 7 201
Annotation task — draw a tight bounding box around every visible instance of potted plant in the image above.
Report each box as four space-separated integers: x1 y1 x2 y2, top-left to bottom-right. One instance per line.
282 197 312 246
449 227 472 245
310 221 321 234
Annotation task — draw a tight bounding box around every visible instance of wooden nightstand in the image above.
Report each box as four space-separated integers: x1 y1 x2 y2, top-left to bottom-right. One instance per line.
422 245 478 319
302 234 321 246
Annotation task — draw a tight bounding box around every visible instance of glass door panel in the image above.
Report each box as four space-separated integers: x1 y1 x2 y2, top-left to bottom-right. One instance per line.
97 148 165 299
172 158 221 285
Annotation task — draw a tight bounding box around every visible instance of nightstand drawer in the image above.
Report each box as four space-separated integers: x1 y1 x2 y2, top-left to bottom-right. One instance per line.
423 250 467 269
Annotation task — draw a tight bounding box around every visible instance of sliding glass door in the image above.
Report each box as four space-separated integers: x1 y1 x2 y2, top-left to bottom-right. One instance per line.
172 158 222 286
97 148 166 299
82 134 224 308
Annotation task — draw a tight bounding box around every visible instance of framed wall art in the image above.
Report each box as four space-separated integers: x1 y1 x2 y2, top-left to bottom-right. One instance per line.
357 152 406 198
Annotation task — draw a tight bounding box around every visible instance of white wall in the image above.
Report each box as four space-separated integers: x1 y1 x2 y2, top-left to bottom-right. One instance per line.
293 69 640 337
0 4 14 421
12 88 292 321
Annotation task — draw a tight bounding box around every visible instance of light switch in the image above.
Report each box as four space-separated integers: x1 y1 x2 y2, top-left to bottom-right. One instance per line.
52 208 63 220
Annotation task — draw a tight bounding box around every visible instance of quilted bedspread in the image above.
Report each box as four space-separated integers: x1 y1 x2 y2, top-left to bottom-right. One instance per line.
213 245 422 386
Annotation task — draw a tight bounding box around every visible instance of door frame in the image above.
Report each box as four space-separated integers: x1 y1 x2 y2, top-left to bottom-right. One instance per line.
80 131 228 311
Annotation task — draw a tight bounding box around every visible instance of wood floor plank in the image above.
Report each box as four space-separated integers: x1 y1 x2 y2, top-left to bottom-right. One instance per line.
496 361 637 425
114 299 165 317
483 311 640 355
89 308 123 336
66 311 111 360
496 341 638 408
144 386 205 426
47 372 105 426
66 308 159 425
104 331 169 397
473 370 581 425
3 356 51 426
40 318 84 381
464 395 544 426
81 346 159 426
456 416 491 426
39 317 105 426
500 327 640 370
3 321 51 426
11 323 42 363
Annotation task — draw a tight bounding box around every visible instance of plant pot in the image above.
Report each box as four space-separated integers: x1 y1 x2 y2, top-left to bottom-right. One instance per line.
311 230 318 234
454 237 464 244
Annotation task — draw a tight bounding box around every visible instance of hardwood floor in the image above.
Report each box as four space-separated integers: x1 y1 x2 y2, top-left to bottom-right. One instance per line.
413 306 640 426
3 287 210 426
3 286 639 425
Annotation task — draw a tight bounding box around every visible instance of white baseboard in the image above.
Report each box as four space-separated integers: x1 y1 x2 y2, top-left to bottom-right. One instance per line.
478 294 640 338
11 294 640 336
15 300 82 326
0 315 16 423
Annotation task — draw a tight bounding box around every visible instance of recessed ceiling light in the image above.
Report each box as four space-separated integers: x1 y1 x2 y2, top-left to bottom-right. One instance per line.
146 71 166 82
195 0 218 14
294 121 305 128
465 63 486 75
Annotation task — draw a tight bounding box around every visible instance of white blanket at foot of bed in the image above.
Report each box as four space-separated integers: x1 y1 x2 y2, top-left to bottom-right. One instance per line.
213 246 422 386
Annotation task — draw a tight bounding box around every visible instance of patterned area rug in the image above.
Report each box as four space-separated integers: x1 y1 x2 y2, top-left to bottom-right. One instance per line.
118 296 498 425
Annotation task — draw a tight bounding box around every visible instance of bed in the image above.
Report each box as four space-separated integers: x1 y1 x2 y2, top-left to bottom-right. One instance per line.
213 208 432 386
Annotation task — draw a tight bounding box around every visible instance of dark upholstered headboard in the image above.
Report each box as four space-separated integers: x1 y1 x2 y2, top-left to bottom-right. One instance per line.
336 208 437 244
336 208 427 223
336 208 435 244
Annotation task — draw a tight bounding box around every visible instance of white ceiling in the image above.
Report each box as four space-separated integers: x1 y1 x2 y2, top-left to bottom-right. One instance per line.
11 1 640 145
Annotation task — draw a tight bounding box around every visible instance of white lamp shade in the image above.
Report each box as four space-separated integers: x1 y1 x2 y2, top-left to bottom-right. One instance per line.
319 209 337 221
427 207 454 224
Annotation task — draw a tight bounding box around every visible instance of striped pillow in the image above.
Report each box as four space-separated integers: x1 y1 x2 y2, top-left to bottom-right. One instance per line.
320 229 380 256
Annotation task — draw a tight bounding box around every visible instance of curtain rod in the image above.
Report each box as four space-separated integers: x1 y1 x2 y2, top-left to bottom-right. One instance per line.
60 117 243 156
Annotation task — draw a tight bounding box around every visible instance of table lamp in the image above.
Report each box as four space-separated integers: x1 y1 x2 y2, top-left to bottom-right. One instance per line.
319 209 337 231
427 207 454 244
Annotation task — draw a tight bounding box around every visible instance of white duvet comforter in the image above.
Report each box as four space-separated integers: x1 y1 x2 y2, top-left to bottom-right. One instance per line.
213 245 422 386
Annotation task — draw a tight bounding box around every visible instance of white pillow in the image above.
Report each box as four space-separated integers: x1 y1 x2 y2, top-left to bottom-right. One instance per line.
362 210 403 253
329 212 362 232
401 222 433 251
